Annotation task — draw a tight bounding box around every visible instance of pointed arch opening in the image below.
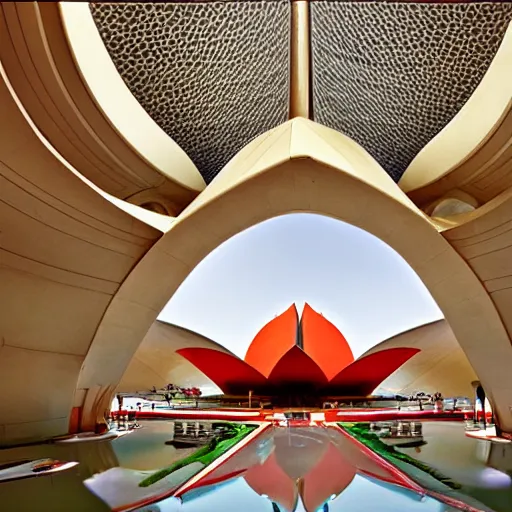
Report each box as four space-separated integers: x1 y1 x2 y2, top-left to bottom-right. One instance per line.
77 119 512 432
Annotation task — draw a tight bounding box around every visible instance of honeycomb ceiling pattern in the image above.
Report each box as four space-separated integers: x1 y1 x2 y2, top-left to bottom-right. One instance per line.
90 1 512 184
311 1 512 181
89 1 290 183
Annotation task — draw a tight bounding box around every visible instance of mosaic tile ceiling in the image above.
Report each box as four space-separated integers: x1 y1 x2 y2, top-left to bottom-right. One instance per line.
90 1 291 183
90 1 512 182
311 1 512 180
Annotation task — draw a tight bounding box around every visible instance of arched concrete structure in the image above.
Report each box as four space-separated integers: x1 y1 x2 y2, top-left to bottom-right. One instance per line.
77 118 512 432
1 2 204 216
364 320 477 399
118 321 227 395
444 191 512 345
3 3 512 445
0 59 160 444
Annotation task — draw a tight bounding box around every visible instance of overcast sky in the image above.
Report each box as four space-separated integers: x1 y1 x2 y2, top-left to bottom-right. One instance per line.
159 213 442 360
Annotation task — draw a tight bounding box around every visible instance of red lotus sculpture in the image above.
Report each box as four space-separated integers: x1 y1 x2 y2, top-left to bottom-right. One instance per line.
177 303 419 397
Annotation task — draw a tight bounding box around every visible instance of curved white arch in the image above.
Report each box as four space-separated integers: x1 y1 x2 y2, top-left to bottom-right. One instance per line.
0 58 160 445
77 118 512 432
365 320 477 398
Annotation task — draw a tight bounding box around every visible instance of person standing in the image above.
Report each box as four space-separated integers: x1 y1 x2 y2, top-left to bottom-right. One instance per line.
476 385 487 428
434 392 443 412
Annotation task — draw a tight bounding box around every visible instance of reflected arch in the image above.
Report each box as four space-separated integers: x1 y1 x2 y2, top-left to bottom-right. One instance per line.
77 119 512 432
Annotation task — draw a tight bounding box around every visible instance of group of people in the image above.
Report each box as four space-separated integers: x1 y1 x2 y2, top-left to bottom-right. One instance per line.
400 391 443 411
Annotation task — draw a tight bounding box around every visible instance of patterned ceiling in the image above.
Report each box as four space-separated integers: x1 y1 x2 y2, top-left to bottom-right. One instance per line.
311 1 512 181
89 1 290 183
90 1 512 183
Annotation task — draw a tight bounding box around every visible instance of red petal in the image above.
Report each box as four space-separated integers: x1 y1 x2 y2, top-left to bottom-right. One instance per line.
301 303 354 379
244 304 299 377
245 452 297 511
267 345 329 387
302 442 356 510
176 348 268 394
326 347 420 396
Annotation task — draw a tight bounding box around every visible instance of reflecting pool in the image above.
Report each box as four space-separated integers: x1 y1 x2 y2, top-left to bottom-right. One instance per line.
0 420 511 512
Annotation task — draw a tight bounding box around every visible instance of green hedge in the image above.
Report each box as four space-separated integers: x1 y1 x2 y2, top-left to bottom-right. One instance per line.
339 422 461 490
139 423 257 487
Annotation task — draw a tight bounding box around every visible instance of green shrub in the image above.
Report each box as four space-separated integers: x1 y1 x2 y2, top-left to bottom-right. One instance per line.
139 423 257 487
339 423 461 490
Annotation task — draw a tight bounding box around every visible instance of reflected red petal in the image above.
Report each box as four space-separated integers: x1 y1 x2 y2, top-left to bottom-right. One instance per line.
267 346 329 387
244 304 299 377
187 429 276 492
302 442 356 511
176 348 268 394
244 452 297 511
326 347 420 396
301 303 354 379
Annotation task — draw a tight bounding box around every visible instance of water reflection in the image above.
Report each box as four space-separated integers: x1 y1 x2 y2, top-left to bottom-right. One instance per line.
397 422 512 512
132 424 450 512
85 422 261 510
176 425 447 512
0 420 510 512
174 474 459 512
0 441 115 511
178 427 357 510
113 421 198 471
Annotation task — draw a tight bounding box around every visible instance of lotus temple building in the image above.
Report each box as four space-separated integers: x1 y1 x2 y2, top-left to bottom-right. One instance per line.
174 303 421 400
1 0 512 448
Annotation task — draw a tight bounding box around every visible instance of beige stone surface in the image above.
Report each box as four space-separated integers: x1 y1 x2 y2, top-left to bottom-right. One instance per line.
1 2 204 217
400 21 512 208
365 320 477 398
444 192 512 348
0 57 160 444
79 118 512 432
118 321 228 394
